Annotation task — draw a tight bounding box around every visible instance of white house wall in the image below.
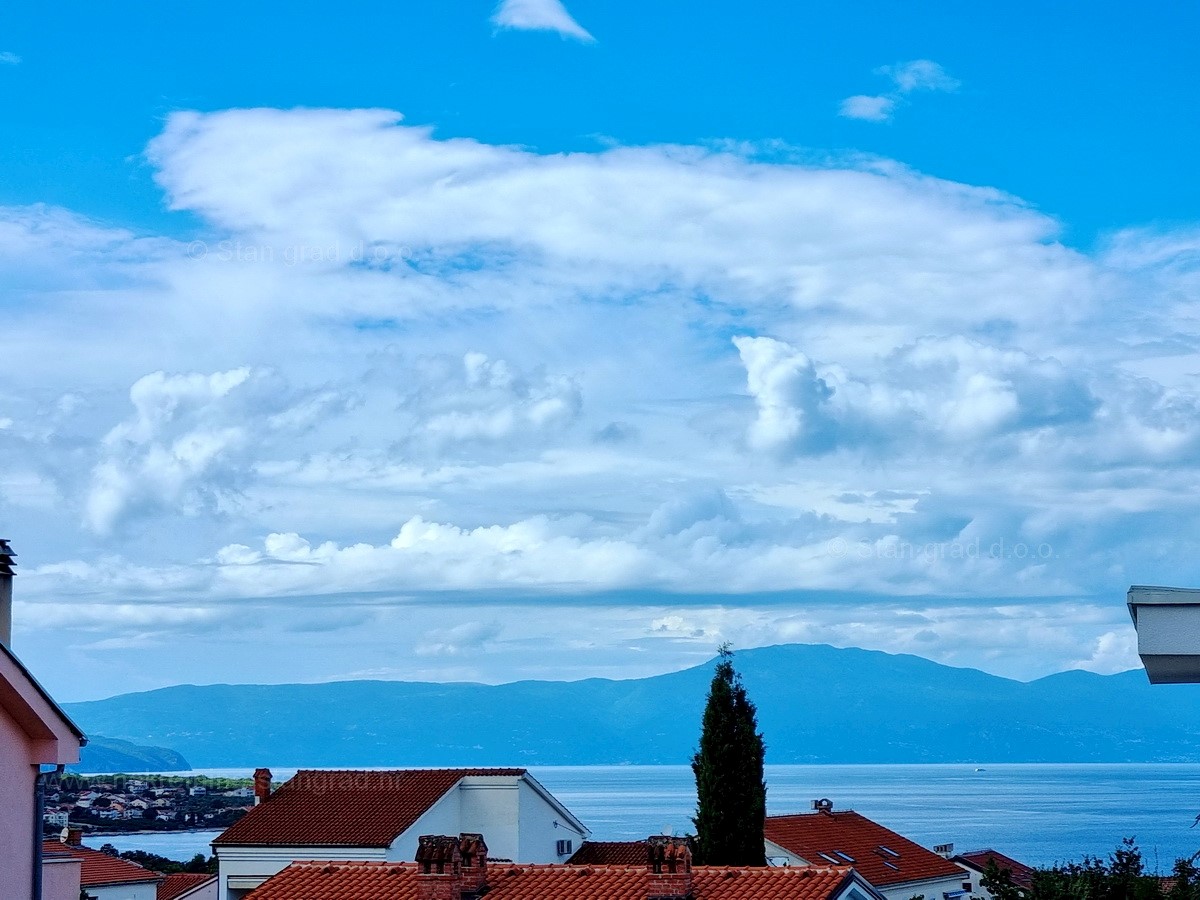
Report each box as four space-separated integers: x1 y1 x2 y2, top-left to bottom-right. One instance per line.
88 882 158 900
391 785 465 861
176 879 219 900
517 776 586 863
876 873 971 900
216 844 387 900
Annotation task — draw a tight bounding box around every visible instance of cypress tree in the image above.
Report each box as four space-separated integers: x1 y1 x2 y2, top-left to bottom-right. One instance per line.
691 643 767 866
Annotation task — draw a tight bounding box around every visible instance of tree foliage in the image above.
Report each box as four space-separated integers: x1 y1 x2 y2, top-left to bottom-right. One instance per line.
1030 839 1168 900
692 644 767 866
981 859 1026 900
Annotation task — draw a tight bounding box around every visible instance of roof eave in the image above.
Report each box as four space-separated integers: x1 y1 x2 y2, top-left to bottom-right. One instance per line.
0 640 86 744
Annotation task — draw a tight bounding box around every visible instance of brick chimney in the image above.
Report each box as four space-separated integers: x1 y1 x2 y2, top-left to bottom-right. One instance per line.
416 835 463 900
458 833 489 898
63 827 83 847
0 539 15 649
647 836 693 900
253 768 272 805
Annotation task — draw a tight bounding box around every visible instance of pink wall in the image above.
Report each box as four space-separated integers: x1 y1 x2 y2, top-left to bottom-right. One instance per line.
0 709 36 900
41 854 83 900
0 644 83 899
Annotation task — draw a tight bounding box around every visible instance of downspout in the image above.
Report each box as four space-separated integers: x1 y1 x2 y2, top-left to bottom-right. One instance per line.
33 764 63 900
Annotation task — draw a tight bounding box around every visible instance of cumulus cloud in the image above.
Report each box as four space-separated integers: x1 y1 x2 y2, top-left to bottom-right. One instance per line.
840 59 959 122
85 368 349 534
735 334 1099 456
491 0 594 41
398 351 582 452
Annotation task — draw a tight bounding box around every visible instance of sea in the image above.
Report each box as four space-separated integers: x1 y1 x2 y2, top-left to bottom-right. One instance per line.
85 763 1200 872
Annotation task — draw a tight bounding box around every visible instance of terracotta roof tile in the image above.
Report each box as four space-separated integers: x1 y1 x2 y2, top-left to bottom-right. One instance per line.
567 841 649 866
44 842 162 887
765 811 963 888
955 850 1034 889
214 769 526 848
157 872 217 900
158 872 217 900
245 860 859 900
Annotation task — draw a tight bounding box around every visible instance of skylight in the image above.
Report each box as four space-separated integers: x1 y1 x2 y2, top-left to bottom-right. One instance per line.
878 845 900 858
818 852 842 864
835 851 855 862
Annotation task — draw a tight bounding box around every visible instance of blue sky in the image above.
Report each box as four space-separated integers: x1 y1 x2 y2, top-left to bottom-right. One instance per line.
3 1 1200 700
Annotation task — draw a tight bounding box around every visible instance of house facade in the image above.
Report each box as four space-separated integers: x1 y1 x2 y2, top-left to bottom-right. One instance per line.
46 840 162 900
765 805 968 900
212 768 589 900
0 539 88 900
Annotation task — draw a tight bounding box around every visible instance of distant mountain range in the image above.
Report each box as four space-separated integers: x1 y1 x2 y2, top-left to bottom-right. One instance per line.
76 735 191 773
61 643 1200 768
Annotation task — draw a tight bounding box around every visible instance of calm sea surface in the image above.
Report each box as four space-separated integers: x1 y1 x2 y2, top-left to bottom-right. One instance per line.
86 764 1200 871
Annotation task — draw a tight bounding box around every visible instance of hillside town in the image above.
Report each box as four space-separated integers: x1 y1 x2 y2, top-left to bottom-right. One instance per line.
42 776 253 832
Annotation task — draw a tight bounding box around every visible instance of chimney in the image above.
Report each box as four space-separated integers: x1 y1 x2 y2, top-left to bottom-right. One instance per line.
0 539 15 649
63 827 83 847
811 798 833 814
416 835 463 900
458 833 489 898
647 836 693 900
253 768 272 805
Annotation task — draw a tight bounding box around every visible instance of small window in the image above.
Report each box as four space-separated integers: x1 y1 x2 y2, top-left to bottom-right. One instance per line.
818 853 841 864
835 851 856 863
878 845 901 858
557 839 573 856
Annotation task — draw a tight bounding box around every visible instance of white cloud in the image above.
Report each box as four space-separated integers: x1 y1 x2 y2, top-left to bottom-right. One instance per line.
85 368 350 534
9 107 1200 692
735 334 1099 455
839 95 896 122
841 59 959 123
1069 630 1140 675
399 352 582 451
879 59 961 93
0 52 20 66
415 620 503 657
491 0 594 41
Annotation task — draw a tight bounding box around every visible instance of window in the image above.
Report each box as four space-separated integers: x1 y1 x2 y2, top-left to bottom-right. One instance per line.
557 839 573 856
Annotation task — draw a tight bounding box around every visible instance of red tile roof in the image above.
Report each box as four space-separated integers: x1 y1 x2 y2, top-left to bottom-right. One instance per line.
213 769 526 848
764 811 964 888
245 860 862 900
158 872 217 900
567 841 649 866
955 850 1034 889
44 842 162 887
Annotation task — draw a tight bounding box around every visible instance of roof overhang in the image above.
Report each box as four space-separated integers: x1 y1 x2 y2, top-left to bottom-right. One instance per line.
0 641 85 762
1127 585 1200 684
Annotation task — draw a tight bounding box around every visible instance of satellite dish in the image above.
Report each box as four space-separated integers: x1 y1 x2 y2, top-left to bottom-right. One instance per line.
663 825 674 836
